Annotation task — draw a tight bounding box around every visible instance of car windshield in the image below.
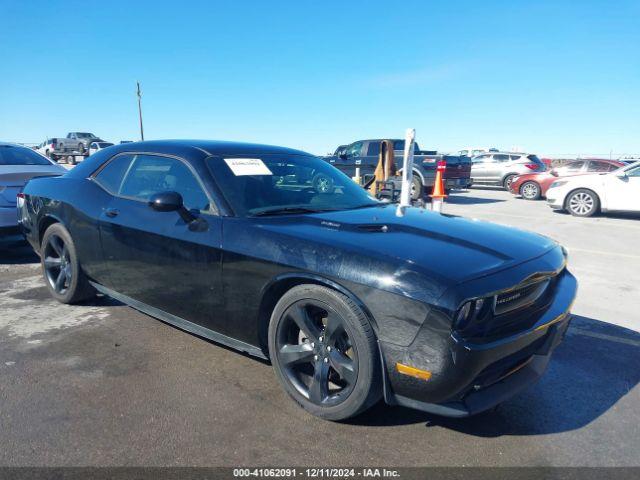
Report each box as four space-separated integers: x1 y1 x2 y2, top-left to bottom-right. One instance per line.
0 146 51 166
207 154 380 216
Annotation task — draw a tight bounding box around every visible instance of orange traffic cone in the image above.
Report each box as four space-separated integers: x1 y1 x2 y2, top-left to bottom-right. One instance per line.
429 160 447 213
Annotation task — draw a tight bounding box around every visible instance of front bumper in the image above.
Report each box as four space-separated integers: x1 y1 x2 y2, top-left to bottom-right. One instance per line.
379 269 577 417
546 194 564 209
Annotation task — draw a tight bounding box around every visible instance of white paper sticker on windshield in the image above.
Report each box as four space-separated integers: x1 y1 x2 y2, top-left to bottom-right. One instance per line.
224 158 272 176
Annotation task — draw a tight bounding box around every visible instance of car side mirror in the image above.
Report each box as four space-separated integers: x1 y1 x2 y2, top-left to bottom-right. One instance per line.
148 191 196 222
615 170 628 179
550 169 558 177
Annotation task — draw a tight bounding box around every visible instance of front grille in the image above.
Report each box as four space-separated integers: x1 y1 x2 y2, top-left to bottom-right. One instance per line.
494 279 550 315
457 272 561 342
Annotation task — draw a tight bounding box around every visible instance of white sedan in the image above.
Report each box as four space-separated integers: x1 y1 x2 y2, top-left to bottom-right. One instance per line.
546 161 640 217
88 141 114 155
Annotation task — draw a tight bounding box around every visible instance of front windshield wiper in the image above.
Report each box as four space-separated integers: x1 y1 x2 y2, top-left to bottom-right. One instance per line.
251 206 334 217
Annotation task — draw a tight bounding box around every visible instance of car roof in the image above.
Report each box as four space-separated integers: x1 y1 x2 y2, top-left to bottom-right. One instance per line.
100 139 312 157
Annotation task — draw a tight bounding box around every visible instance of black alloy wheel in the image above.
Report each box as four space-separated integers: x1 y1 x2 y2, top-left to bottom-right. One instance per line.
40 223 95 304
269 285 380 420
275 299 358 406
43 233 72 295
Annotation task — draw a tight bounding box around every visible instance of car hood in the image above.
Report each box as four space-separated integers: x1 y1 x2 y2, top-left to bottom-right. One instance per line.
0 165 66 206
257 204 559 286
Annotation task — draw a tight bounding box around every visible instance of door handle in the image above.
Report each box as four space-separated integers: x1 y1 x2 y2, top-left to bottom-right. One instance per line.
105 208 119 218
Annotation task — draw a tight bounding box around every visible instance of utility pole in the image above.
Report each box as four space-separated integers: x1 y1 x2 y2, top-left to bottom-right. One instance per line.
136 81 145 141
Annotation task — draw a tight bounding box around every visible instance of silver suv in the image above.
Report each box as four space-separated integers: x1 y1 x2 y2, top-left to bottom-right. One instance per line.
471 152 545 189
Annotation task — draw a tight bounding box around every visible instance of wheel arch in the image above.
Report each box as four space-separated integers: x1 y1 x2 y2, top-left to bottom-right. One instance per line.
397 167 426 185
256 273 380 357
38 214 64 247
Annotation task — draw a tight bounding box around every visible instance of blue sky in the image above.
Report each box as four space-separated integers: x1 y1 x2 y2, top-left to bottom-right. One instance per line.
1 0 638 156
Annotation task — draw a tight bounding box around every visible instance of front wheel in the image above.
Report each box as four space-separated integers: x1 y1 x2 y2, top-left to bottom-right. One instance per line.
520 181 541 200
268 285 381 421
41 223 95 304
566 189 599 217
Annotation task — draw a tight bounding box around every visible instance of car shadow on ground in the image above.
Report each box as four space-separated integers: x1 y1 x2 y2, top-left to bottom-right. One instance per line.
552 210 640 221
0 237 39 265
350 315 640 436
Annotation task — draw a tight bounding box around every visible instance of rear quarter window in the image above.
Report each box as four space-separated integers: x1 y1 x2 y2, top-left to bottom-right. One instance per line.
93 154 135 194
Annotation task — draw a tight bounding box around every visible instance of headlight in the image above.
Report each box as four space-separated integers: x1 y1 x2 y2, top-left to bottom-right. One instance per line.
550 180 568 189
454 298 487 330
454 302 473 329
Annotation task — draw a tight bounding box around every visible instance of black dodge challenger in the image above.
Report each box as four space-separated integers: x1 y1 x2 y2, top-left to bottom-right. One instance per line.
18 140 577 421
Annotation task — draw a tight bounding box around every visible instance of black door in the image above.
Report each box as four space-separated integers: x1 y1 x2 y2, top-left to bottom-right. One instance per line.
94 153 225 333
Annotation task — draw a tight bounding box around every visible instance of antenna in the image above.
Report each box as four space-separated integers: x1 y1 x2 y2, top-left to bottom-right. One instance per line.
136 81 145 141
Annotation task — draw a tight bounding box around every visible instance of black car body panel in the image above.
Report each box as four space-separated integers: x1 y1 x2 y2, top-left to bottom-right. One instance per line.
19 140 577 417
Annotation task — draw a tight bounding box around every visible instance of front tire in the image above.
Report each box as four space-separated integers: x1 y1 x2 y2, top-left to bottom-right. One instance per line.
268 284 381 421
41 223 95 304
566 189 599 217
520 181 541 200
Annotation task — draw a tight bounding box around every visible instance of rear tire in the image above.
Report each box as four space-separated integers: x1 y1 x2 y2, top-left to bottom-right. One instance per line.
312 173 335 194
566 189 599 217
268 284 381 421
41 223 95 304
410 175 423 201
520 181 541 200
503 174 516 190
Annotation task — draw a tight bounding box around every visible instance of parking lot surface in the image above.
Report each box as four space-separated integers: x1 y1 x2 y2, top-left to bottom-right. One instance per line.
1 187 639 467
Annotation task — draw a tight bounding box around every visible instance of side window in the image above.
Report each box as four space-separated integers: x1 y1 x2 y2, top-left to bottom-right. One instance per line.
94 154 135 194
472 154 490 163
120 155 210 212
367 142 380 156
587 161 612 172
344 142 363 157
510 155 521 160
565 161 585 172
626 165 640 177
494 154 510 162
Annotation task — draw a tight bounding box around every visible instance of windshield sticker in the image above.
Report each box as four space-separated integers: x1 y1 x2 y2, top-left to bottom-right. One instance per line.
224 158 272 176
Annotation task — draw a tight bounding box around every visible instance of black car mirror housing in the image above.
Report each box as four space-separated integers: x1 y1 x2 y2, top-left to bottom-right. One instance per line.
148 191 196 223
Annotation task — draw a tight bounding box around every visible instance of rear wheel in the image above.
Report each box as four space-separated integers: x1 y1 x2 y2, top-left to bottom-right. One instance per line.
520 181 541 200
566 189 599 217
41 223 95 304
312 173 335 194
410 175 423 201
268 285 381 421
503 174 517 190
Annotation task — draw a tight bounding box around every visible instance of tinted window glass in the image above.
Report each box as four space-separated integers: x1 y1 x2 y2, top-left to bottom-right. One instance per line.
626 164 640 177
0 146 51 165
510 155 522 160
494 154 510 161
344 142 363 157
367 142 380 156
207 154 379 217
120 155 210 212
94 154 135 193
565 161 585 172
588 161 612 172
